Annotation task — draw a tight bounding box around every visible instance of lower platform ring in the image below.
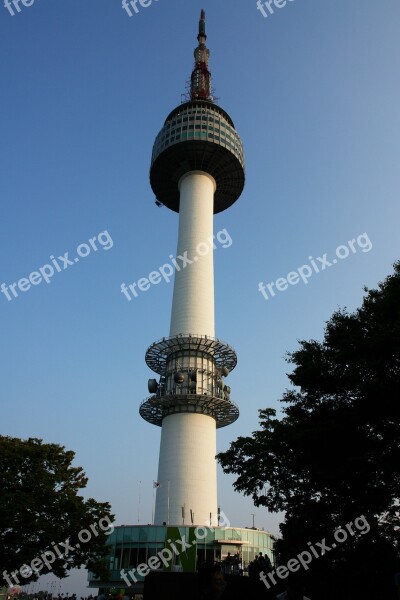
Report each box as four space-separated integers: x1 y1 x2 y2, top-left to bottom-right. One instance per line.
139 393 239 429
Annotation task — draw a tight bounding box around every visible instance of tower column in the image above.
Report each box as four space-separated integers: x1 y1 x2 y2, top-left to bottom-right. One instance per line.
170 171 216 338
154 170 218 526
154 412 217 526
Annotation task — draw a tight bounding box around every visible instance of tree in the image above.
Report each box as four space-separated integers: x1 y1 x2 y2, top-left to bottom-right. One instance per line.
0 437 114 587
217 263 400 598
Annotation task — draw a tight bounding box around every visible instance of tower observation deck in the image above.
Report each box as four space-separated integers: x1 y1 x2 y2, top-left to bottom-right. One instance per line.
140 10 245 527
149 9 245 214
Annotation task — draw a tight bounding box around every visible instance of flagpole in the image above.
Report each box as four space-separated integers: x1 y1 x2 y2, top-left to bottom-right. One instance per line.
137 480 141 524
152 482 155 524
167 480 170 525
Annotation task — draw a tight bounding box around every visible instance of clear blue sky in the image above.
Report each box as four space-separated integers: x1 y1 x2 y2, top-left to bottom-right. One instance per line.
1 0 400 594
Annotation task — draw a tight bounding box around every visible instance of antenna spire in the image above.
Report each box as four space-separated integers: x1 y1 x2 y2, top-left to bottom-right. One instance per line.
198 9 206 42
190 10 212 102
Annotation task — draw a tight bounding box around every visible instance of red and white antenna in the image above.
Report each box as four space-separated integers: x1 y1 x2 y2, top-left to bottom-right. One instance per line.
190 9 212 101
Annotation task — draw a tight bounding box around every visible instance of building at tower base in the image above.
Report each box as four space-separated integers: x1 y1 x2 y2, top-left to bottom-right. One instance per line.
88 523 275 596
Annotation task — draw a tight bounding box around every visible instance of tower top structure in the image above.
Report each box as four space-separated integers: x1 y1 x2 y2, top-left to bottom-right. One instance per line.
149 10 245 214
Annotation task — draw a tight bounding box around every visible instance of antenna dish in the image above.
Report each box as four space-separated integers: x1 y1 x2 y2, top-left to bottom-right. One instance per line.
148 379 158 394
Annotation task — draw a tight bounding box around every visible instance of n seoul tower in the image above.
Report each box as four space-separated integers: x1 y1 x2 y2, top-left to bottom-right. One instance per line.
139 10 245 527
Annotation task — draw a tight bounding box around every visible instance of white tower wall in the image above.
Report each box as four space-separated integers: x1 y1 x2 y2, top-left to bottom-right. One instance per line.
155 171 218 526
169 171 216 338
154 412 217 526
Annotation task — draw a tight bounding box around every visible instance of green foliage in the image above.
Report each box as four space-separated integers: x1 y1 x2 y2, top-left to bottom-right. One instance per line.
217 263 400 596
0 436 114 586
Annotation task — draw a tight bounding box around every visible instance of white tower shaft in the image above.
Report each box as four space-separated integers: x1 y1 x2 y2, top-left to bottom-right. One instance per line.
154 413 217 526
169 171 216 338
155 171 218 526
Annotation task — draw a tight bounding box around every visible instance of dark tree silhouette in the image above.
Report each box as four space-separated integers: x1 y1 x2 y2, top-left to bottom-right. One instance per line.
0 437 114 587
218 262 400 599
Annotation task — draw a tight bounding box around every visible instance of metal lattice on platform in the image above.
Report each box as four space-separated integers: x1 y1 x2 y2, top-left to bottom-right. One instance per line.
139 393 239 428
145 334 237 375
